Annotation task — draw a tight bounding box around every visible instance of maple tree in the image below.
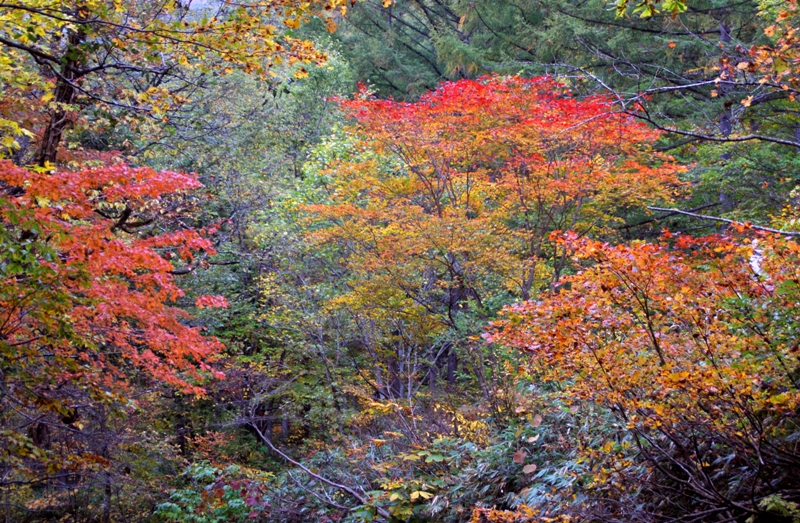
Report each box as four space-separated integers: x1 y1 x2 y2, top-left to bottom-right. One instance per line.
328 75 682 291
734 0 799 101
0 158 227 519
488 230 800 521
300 76 682 405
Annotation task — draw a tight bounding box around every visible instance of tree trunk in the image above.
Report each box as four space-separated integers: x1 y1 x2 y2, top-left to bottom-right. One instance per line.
374 365 386 399
428 346 438 394
447 348 457 386
281 418 290 443
98 405 112 523
36 19 85 166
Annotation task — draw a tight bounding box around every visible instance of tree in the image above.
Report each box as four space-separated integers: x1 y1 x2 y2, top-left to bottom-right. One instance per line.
304 75 682 406
332 0 460 98
488 230 800 522
0 0 349 165
0 158 227 520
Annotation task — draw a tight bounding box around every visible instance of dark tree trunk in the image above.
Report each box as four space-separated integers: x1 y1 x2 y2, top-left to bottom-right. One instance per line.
388 357 403 398
36 21 85 166
98 405 112 523
428 346 439 393
173 392 190 456
447 349 457 386
281 418 290 443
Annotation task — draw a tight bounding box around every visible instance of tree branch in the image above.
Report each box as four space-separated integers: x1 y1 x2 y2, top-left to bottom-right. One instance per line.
647 206 800 236
287 472 351 511
249 422 390 520
630 111 800 149
618 202 721 230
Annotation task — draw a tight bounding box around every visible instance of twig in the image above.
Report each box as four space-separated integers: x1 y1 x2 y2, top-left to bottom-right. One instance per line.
630 112 800 149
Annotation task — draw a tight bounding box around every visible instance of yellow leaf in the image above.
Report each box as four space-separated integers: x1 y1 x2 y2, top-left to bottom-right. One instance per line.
774 58 789 73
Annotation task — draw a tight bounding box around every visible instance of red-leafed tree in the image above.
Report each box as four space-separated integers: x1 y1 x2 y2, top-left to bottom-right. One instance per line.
0 158 227 519
321 75 683 299
302 75 683 403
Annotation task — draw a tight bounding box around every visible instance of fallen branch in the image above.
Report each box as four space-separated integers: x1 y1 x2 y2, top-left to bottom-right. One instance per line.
287 471 351 511
249 423 390 520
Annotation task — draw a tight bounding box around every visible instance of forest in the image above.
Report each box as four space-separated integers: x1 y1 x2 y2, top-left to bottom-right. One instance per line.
1 0 799 521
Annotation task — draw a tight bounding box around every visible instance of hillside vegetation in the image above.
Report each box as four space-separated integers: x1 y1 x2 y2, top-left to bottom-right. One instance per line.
1 0 799 522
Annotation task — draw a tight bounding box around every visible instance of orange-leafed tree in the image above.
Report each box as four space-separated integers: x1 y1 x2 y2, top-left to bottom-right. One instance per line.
0 159 227 519
304 76 683 402
488 231 800 522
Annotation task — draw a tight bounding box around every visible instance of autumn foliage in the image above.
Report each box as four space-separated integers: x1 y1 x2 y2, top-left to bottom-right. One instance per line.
488 231 800 520
309 76 683 325
0 159 225 478
5 1 800 514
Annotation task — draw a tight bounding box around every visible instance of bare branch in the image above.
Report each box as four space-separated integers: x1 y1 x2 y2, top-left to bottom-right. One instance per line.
249 422 391 520
618 203 722 230
647 206 800 236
